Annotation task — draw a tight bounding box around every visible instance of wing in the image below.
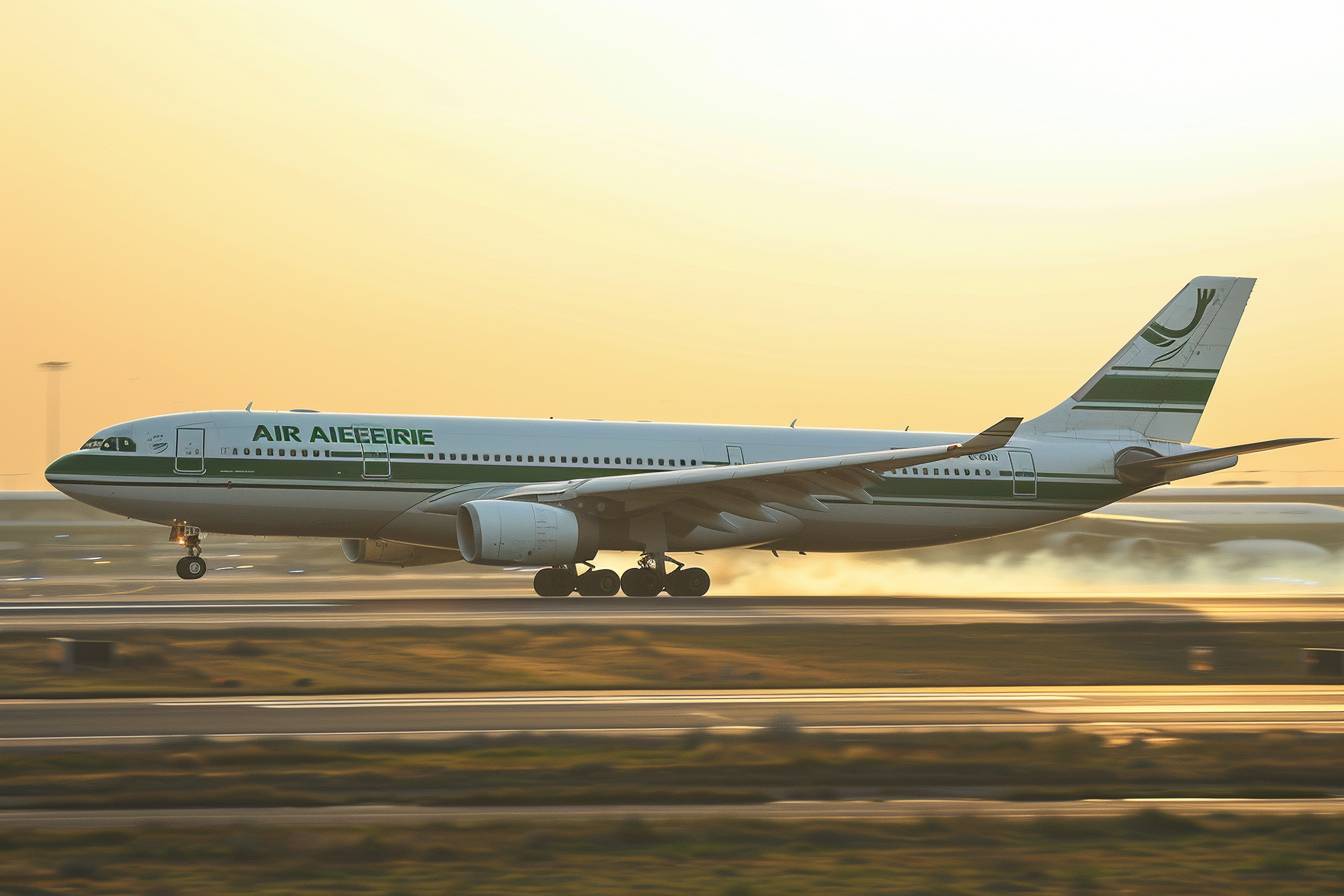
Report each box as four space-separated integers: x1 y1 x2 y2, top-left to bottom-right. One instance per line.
498 417 1022 531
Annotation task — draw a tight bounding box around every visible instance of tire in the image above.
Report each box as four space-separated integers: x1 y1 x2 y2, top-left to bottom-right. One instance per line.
664 569 689 596
176 556 206 580
665 567 710 597
592 568 621 596
620 567 661 597
533 567 574 597
575 571 603 597
682 567 711 597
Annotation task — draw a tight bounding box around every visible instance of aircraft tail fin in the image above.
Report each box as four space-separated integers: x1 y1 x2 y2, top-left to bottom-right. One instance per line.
1024 276 1256 443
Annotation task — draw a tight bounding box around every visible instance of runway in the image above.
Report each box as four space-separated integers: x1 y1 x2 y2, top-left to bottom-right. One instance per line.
3 593 1344 629
3 798 1342 829
6 684 1344 744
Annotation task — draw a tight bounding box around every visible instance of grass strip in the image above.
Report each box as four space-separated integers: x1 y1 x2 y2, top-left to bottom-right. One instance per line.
4 730 1344 811
2 621 1343 697
0 813 1342 894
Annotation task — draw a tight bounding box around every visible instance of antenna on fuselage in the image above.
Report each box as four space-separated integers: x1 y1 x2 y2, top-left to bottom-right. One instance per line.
789 418 797 428
245 401 254 412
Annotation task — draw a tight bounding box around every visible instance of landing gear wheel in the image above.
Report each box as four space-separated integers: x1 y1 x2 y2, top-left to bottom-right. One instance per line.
620 567 662 597
533 567 577 597
577 568 621 597
176 555 206 580
665 566 710 597
594 568 621 596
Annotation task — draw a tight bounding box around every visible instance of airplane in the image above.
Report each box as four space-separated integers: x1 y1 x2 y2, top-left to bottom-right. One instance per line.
45 276 1328 597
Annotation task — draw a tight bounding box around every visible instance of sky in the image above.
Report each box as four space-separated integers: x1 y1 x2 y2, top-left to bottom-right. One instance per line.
3 0 1342 489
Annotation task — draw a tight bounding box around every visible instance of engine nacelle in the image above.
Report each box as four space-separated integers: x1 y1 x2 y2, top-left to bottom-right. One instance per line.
456 500 598 566
341 538 461 568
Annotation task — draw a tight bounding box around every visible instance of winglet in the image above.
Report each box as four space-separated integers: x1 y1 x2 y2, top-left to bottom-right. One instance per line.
954 416 1023 455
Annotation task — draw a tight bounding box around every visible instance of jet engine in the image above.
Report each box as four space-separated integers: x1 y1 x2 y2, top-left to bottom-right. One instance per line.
456 499 599 566
341 538 461 567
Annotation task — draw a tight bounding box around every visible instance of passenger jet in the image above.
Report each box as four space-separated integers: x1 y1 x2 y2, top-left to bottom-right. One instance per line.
46 277 1326 596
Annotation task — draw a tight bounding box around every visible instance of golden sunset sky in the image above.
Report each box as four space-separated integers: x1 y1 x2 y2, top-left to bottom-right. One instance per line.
4 1 1342 489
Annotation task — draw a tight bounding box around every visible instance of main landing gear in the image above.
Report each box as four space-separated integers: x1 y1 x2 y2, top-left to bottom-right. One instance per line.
532 556 711 597
170 522 207 580
532 563 621 597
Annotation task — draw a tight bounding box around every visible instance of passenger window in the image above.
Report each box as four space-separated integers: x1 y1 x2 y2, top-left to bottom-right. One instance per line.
494 454 500 462
290 449 297 457
302 450 309 458
691 460 697 466
658 459 665 466
604 457 610 464
244 448 250 456
267 448 274 456
583 456 589 464
528 455 534 462
549 456 556 463
680 459 686 466
626 457 632 465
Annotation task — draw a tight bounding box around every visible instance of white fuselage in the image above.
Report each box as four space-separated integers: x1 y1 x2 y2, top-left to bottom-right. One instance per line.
46 411 1147 555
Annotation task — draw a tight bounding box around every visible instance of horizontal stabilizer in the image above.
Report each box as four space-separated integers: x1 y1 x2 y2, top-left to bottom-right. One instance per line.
1118 437 1330 477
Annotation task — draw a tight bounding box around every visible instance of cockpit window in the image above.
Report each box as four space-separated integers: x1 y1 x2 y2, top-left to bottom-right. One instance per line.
94 437 137 452
81 438 103 450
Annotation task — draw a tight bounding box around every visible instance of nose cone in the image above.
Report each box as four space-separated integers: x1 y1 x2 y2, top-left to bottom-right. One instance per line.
45 453 78 495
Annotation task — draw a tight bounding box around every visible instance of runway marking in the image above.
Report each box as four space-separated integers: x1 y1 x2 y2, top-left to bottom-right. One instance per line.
0 602 338 611
10 720 1344 744
155 692 1082 709
1029 703 1344 715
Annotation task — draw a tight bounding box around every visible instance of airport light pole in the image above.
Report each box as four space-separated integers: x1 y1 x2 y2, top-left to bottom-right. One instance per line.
39 361 71 466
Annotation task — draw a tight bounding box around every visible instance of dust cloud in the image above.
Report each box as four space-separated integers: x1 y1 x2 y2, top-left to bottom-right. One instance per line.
693 547 1343 597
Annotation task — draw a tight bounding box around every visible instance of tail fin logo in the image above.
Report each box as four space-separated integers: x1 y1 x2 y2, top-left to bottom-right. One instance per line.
1140 287 1217 349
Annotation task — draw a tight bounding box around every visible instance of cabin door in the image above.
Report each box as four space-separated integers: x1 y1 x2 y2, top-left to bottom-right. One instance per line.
174 427 206 475
1007 449 1037 499
358 428 392 480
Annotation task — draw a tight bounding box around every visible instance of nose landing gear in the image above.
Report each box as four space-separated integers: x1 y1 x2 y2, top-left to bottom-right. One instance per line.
170 522 207 580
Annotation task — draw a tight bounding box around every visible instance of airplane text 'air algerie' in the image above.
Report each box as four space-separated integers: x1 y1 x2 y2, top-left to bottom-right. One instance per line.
47 277 1327 596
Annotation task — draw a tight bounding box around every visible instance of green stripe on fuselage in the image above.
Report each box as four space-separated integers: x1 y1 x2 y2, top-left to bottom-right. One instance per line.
48 453 1129 508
